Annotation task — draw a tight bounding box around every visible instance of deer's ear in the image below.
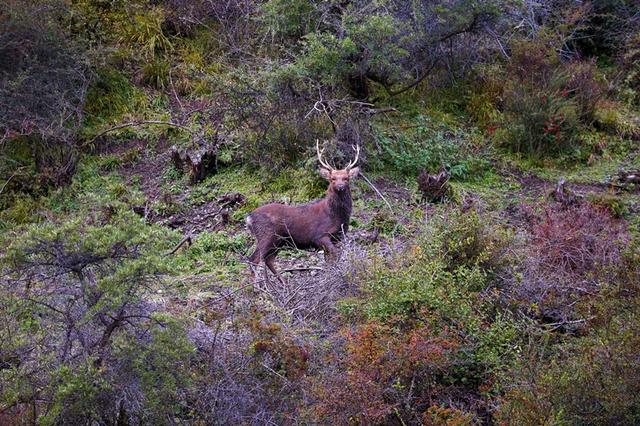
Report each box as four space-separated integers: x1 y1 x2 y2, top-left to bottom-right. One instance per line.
348 167 360 178
319 168 332 180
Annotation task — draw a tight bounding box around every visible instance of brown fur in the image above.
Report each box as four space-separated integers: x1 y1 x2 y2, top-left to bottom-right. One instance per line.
247 167 359 283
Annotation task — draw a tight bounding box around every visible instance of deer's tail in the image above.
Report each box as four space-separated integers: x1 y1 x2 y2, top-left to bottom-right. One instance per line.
245 214 255 235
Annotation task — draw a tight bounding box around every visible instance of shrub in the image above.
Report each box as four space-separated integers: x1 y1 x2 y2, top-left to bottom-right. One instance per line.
593 100 640 140
0 0 92 187
117 6 173 59
84 68 145 128
495 40 608 157
499 40 581 156
508 202 629 322
142 59 171 89
621 31 640 104
424 405 476 426
499 288 640 425
564 59 605 122
373 116 489 179
0 208 193 424
261 0 316 40
587 192 629 218
361 209 507 325
338 209 518 414
307 322 460 425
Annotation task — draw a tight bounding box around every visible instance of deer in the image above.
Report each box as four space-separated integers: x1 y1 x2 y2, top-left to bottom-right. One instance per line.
246 140 360 283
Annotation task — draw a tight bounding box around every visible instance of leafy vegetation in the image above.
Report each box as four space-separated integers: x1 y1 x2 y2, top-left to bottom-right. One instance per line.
1 0 639 424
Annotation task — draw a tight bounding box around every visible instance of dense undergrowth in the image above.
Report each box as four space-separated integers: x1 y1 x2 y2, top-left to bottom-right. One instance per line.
1 0 640 424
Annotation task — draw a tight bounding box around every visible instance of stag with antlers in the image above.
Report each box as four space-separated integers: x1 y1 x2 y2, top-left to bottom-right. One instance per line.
246 141 360 283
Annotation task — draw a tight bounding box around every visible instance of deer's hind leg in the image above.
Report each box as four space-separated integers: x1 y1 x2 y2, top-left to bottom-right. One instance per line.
264 252 285 284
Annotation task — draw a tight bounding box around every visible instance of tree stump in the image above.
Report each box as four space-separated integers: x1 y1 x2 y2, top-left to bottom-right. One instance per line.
171 141 218 184
550 178 581 206
417 167 450 203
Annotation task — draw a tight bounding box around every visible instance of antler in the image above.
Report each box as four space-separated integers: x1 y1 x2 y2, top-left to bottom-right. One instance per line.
316 139 335 170
345 144 360 170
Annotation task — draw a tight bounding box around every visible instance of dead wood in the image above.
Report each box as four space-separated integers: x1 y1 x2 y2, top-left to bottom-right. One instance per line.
165 234 193 256
170 142 219 184
550 178 581 206
611 169 640 191
417 167 449 203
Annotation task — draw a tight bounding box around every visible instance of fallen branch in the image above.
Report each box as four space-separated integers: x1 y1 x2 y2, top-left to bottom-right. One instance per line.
282 267 324 273
544 316 594 331
0 167 25 196
165 234 193 256
360 172 393 212
84 120 199 148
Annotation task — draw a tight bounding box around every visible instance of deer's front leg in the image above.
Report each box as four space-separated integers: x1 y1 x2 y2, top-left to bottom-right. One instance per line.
315 235 338 263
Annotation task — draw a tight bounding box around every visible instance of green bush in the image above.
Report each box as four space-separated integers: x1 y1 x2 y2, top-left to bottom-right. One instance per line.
0 206 192 424
587 193 629 218
84 68 145 127
499 77 581 156
593 101 640 140
142 59 170 89
361 210 507 324
491 40 610 158
499 299 640 426
499 237 640 425
337 209 519 411
261 0 316 40
621 32 640 105
373 116 489 179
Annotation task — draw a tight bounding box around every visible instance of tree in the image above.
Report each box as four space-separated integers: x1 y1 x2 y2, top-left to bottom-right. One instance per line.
0 209 192 423
265 0 508 100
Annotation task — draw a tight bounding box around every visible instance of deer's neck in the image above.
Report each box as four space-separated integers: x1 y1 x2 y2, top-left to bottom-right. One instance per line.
327 188 352 225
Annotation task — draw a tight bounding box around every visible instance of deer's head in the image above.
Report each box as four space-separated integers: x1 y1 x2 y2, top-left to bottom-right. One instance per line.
316 140 360 193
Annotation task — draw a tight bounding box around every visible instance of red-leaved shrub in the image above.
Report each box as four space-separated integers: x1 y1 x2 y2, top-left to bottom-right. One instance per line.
307 323 460 424
509 202 629 322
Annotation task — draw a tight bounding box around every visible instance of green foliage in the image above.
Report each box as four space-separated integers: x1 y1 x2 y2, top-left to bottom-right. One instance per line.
304 13 404 86
171 231 250 277
500 293 640 425
621 32 640 105
0 203 191 423
587 193 629 218
2 0 640 423
368 208 400 235
296 32 360 87
593 101 640 140
142 59 171 89
84 68 146 127
261 0 316 39
189 166 325 220
0 194 39 228
473 39 611 160
360 210 506 322
117 5 173 59
373 116 489 179
110 315 194 422
353 209 516 390
496 40 583 156
42 362 109 425
0 0 92 187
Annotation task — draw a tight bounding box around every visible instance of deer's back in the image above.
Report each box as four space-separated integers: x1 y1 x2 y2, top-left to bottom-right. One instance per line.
247 200 342 248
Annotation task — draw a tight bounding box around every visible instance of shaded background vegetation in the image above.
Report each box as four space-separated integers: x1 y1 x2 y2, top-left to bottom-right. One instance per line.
1 0 639 424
